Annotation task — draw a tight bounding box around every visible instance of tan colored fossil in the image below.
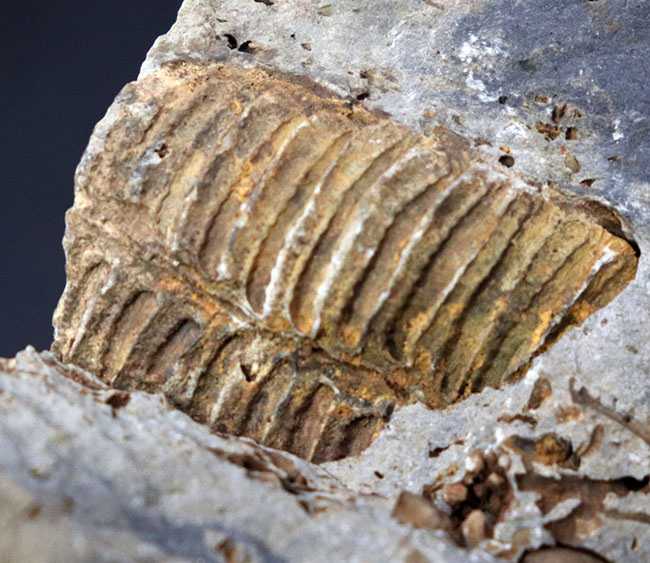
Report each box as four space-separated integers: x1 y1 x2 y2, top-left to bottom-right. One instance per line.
52 61 638 462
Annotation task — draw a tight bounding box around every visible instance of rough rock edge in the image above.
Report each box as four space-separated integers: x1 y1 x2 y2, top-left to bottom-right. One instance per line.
1 347 489 563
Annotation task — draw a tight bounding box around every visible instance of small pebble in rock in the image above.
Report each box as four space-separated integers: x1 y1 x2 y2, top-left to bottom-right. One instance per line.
486 472 505 489
522 546 610 563
465 452 485 473
440 482 468 505
392 491 445 529
461 509 486 547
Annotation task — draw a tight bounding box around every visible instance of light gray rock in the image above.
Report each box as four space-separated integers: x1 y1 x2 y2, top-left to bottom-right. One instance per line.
0 348 485 563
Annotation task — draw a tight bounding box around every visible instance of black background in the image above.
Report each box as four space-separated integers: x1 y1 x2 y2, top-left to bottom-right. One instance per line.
0 2 182 357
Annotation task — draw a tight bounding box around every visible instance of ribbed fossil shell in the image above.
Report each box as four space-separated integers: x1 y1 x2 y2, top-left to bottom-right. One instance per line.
52 61 638 462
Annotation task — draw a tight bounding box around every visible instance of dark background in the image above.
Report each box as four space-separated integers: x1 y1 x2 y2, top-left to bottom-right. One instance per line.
0 2 182 357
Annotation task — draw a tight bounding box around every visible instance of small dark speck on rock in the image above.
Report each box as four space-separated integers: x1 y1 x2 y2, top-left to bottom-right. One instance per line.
106 392 131 411
238 40 259 54
498 95 508 104
499 155 515 168
552 103 569 124
154 143 169 158
222 34 238 49
518 59 536 73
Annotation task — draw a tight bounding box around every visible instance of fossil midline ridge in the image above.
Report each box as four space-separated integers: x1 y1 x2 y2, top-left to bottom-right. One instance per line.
52 62 638 462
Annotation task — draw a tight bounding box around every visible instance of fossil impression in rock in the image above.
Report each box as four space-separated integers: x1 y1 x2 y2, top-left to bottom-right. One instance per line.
52 61 638 462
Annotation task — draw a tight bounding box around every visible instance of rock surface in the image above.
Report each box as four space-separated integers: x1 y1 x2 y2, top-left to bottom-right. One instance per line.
2 0 649 561
0 348 482 563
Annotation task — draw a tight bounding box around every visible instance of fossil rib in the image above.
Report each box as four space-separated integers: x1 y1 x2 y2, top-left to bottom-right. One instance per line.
52 61 638 462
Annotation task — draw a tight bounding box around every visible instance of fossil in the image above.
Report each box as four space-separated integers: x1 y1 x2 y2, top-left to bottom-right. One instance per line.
52 61 638 462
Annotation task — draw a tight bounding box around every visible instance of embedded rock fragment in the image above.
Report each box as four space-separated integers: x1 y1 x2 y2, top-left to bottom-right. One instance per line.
52 61 638 462
521 547 610 563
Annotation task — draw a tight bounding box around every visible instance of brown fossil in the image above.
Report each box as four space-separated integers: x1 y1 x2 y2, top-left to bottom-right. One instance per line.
52 61 638 462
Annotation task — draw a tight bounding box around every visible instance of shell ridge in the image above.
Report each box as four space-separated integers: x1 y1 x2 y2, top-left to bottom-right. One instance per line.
132 80 234 215
175 92 290 256
338 160 486 352
422 194 537 383
204 335 259 427
110 296 186 391
122 80 217 204
195 112 305 276
303 388 339 462
235 358 298 439
187 333 240 421
100 289 160 383
233 114 351 295
364 162 493 346
347 158 477 351
287 133 412 335
228 361 285 437
55 258 108 353
163 100 243 248
269 126 408 326
300 143 426 337
433 207 562 398
447 224 590 400
478 236 603 390
219 115 314 277
406 185 518 361
500 240 610 382
381 172 494 361
260 374 301 446
147 318 203 386
151 95 258 230
208 113 310 278
256 129 359 318
66 261 112 360
315 148 454 341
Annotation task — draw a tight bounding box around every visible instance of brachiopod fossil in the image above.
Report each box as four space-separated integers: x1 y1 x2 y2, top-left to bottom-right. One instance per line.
52 62 638 462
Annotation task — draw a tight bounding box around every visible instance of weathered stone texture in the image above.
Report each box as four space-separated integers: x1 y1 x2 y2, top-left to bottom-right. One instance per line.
0 348 486 563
